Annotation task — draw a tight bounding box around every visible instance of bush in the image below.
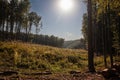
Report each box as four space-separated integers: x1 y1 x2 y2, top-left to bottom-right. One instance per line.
59 61 68 68
38 63 48 70
17 62 29 69
94 61 102 66
77 62 82 68
67 55 79 64
1 47 15 55
42 53 63 64
78 56 87 60
30 64 38 70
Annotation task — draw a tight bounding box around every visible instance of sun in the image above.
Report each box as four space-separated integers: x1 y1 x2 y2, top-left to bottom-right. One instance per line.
59 0 74 12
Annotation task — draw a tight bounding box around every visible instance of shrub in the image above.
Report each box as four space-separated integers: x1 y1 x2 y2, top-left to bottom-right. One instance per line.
94 59 103 66
59 61 68 68
2 47 14 54
30 64 38 70
42 53 63 64
17 62 29 69
67 55 79 64
38 63 48 70
77 62 82 68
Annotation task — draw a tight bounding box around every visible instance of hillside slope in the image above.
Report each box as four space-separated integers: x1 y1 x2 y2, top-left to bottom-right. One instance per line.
63 39 85 49
0 41 119 80
0 41 88 73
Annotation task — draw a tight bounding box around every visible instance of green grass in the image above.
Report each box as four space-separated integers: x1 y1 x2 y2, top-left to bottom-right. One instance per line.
0 41 88 73
0 41 116 74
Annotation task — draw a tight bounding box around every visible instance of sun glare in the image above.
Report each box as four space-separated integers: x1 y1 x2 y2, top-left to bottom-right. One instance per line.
59 0 74 12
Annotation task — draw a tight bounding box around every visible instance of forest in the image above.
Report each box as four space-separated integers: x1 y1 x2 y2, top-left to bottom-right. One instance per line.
0 0 120 79
0 0 65 47
82 0 120 72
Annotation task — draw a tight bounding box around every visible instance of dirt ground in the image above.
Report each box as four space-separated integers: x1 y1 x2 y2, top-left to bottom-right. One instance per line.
0 72 120 80
0 73 106 80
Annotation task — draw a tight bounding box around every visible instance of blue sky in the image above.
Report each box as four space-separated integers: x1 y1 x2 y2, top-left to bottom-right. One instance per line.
30 0 87 41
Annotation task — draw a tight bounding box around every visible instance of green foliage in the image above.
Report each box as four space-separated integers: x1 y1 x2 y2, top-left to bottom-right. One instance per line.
82 0 120 69
96 0 120 54
0 0 42 43
81 13 88 43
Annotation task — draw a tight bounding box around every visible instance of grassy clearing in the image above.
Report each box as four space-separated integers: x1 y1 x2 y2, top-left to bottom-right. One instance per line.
0 41 119 74
0 41 88 73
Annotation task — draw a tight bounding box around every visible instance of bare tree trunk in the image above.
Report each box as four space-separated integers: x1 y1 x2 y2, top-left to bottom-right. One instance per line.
102 11 107 68
107 0 113 68
88 0 95 72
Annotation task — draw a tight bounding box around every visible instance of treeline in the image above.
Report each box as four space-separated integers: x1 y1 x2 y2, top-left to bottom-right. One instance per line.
33 34 64 47
82 0 120 71
1 31 64 47
0 0 64 47
0 0 41 41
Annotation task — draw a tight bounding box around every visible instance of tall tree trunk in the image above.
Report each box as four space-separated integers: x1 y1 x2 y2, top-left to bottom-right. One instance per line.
107 0 113 68
102 11 107 68
93 1 97 54
88 0 95 72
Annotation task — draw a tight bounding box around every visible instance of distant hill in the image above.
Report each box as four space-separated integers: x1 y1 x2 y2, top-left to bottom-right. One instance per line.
63 39 86 49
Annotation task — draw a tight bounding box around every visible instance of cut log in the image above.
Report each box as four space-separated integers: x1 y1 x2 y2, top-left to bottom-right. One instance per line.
31 71 52 75
0 71 18 76
69 71 81 74
113 63 120 73
101 68 118 79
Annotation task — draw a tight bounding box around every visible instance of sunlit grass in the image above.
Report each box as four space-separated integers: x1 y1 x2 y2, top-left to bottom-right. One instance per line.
0 41 88 73
0 41 114 74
